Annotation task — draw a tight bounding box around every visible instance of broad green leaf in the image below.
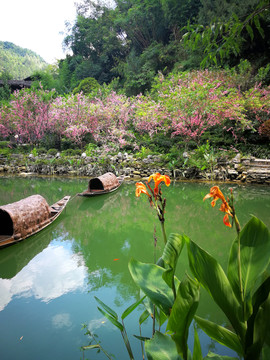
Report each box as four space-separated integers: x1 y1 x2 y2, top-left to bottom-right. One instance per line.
162 268 175 291
245 292 270 360
186 237 245 340
156 308 168 327
204 352 238 360
167 276 200 360
162 233 185 290
232 13 240 22
192 327 203 360
139 310 150 325
245 276 270 349
128 258 174 316
97 307 124 332
94 296 118 320
156 256 165 268
246 24 254 41
121 296 146 320
145 331 182 360
228 217 270 305
194 316 243 355
253 15 264 38
162 233 185 268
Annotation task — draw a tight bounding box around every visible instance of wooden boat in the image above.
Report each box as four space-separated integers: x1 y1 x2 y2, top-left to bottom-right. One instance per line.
0 195 70 248
78 172 124 197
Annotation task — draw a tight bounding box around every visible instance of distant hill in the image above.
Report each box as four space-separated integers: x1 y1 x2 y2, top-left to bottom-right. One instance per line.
0 41 47 80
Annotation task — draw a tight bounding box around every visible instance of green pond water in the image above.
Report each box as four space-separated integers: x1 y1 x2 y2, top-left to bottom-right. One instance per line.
0 176 269 360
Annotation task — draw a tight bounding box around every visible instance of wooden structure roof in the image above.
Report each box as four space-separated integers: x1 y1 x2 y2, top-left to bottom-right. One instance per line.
0 79 32 91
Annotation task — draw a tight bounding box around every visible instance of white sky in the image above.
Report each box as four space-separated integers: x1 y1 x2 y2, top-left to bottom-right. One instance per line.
0 0 80 64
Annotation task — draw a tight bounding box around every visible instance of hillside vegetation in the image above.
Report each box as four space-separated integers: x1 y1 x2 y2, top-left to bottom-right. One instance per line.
0 41 47 79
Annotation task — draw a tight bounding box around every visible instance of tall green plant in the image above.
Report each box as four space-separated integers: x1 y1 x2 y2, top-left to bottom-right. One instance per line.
83 176 270 360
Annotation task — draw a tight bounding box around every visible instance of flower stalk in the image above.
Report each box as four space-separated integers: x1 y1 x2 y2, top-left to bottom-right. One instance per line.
204 186 245 320
135 173 170 245
228 190 245 320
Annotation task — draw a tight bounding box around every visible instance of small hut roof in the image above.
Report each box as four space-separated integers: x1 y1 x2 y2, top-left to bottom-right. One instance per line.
0 195 50 239
88 172 120 192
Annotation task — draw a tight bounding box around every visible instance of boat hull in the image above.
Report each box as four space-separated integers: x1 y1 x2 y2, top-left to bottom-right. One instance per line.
78 175 124 197
0 196 70 248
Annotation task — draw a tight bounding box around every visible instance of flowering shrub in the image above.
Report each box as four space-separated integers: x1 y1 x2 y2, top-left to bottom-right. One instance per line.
49 93 95 147
150 70 250 143
0 70 269 151
244 85 270 132
0 88 53 145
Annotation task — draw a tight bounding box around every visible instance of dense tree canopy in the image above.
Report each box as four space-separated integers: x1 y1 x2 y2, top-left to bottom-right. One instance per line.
55 0 269 95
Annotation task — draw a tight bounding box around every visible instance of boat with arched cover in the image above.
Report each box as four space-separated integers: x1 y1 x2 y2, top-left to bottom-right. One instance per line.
78 172 124 197
0 194 70 248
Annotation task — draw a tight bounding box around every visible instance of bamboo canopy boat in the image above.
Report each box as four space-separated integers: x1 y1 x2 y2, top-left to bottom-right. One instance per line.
0 195 70 248
78 172 124 197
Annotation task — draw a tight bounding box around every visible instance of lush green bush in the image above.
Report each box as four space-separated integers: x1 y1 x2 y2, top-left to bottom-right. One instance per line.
37 147 47 155
47 148 58 156
0 147 11 157
0 140 9 148
61 149 81 157
73 77 100 96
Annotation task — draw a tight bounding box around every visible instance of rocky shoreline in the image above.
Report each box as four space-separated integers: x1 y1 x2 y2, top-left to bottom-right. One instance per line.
0 152 270 184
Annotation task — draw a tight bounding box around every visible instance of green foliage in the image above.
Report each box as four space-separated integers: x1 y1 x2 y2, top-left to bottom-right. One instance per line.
0 141 9 148
37 147 47 155
188 142 219 173
61 137 76 151
182 0 270 69
61 149 81 157
0 71 11 102
30 66 64 93
34 158 50 166
145 331 181 360
167 276 200 359
31 147 38 157
227 217 270 306
0 41 47 80
255 63 270 85
0 147 11 157
135 146 153 159
84 143 98 157
47 148 58 156
187 215 270 359
236 144 270 159
73 77 100 95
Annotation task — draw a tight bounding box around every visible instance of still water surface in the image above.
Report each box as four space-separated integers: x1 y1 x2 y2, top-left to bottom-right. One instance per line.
0 176 269 360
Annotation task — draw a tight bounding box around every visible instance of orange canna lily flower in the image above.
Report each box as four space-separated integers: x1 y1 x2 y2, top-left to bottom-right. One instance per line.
203 186 232 227
148 173 171 196
135 182 151 198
